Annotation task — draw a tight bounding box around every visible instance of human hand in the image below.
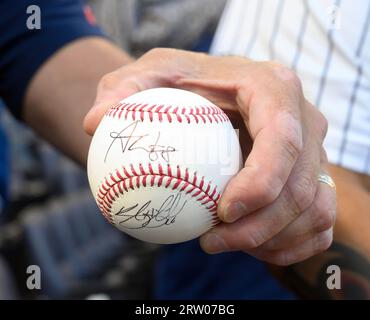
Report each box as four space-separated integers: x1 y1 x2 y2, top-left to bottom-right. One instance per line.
84 48 336 265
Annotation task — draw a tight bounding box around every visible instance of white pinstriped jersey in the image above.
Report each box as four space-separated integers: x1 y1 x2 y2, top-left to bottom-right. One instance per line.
211 0 370 175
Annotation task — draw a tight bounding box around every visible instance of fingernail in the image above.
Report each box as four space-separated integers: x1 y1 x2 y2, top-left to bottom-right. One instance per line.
201 233 228 254
224 201 247 223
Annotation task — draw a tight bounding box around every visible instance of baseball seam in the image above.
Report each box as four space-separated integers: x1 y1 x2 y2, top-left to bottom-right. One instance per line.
105 102 229 124
96 163 221 225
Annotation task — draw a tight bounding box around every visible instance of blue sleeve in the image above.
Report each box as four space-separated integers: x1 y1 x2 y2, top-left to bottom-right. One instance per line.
0 0 105 119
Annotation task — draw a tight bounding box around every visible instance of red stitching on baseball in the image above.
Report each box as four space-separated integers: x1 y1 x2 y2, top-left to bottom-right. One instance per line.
105 101 229 124
96 163 221 226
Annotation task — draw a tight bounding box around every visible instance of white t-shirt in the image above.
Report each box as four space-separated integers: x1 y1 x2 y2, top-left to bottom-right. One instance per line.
211 0 370 175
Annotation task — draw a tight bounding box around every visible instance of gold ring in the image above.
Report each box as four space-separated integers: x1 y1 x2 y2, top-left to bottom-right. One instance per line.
318 172 336 190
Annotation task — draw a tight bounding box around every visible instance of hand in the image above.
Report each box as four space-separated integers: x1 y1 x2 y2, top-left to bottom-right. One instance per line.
84 48 336 266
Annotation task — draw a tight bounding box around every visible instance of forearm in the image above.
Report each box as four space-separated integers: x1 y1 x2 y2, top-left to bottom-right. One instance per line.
23 37 132 165
271 164 370 299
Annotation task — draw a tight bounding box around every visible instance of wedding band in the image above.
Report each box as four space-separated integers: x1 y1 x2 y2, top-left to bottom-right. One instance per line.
318 172 336 190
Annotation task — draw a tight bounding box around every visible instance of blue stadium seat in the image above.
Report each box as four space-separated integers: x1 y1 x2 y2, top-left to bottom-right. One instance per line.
0 255 19 300
22 191 128 298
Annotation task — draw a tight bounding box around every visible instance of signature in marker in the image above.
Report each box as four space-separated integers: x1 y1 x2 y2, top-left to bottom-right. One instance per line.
114 193 187 229
104 121 177 163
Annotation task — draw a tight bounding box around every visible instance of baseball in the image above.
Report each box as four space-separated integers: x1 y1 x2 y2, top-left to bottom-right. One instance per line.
87 88 242 244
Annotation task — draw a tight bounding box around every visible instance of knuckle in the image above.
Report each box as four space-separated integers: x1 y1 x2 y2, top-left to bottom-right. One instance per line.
263 60 285 71
144 47 163 57
315 208 336 232
311 193 336 232
272 251 295 266
281 133 303 163
143 47 174 59
315 229 333 253
262 238 278 251
269 229 334 266
281 187 301 218
267 62 302 88
316 109 329 139
287 174 316 213
243 228 268 249
287 70 302 88
255 174 281 205
320 148 329 163
98 72 121 91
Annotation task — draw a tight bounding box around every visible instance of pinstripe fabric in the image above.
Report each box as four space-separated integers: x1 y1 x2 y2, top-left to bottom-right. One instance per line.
228 0 249 54
291 1 310 71
315 0 342 109
211 0 370 175
338 3 370 165
269 0 285 60
366 149 370 172
244 0 264 55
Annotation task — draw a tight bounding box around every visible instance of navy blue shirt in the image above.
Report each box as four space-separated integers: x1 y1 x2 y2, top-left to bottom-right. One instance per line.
0 0 295 300
0 103 9 213
0 0 103 216
155 240 295 299
0 0 103 118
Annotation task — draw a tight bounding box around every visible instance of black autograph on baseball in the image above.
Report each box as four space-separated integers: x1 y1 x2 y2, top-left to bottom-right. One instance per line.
114 193 187 229
104 121 177 163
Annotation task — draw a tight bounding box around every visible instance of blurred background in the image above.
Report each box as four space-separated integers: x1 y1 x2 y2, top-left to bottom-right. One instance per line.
0 0 226 300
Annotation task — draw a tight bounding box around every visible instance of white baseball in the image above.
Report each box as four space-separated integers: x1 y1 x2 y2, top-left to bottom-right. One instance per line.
87 88 241 244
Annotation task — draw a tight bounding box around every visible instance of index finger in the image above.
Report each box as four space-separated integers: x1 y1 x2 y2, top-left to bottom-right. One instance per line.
83 79 142 136
219 83 304 222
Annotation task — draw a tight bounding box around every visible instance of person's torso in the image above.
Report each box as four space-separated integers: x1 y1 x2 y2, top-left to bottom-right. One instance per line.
211 0 370 175
155 240 296 299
